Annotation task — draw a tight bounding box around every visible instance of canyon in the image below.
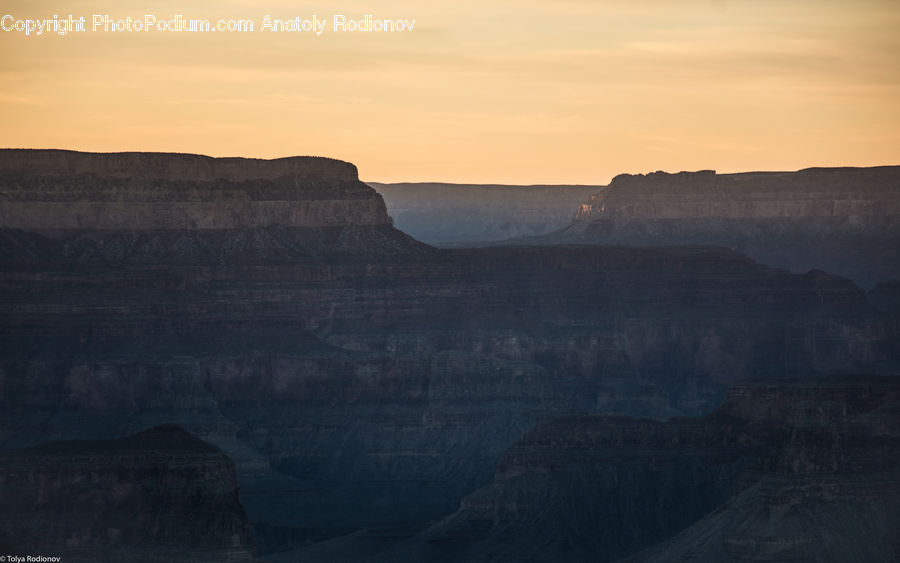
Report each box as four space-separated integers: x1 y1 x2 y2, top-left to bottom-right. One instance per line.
0 150 897 560
369 182 600 244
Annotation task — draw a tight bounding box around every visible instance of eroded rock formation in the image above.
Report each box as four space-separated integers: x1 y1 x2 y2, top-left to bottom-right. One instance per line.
575 168 900 221
0 149 389 230
319 377 899 563
539 167 900 287
0 424 258 562
0 150 896 557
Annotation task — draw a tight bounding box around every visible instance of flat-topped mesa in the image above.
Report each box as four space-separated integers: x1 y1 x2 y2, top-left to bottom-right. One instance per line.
575 166 900 221
0 149 392 230
0 148 360 183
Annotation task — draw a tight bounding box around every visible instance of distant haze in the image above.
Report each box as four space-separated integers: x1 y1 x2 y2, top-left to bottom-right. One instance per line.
370 182 601 244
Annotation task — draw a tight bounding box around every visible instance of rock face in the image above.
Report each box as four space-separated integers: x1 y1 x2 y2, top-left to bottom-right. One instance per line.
369 182 600 244
0 150 897 556
575 168 900 220
0 424 258 562
338 377 899 563
540 167 900 287
0 149 390 229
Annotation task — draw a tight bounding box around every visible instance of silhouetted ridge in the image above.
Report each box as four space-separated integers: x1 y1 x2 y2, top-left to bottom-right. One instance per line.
0 148 358 182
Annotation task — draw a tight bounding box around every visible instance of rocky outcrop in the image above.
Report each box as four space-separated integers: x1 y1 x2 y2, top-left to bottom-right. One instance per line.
0 149 391 230
328 377 899 563
0 424 258 562
621 378 900 563
0 149 359 182
576 168 900 220
0 151 897 556
369 182 600 244
539 167 900 287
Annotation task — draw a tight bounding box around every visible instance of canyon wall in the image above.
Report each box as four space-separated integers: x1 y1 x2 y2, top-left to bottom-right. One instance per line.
575 168 900 220
1 151 897 558
317 377 898 563
0 149 390 230
0 149 359 182
0 424 258 562
534 167 900 287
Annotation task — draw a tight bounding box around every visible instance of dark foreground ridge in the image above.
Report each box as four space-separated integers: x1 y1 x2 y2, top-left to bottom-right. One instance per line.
0 150 897 558
0 424 259 562
291 377 898 562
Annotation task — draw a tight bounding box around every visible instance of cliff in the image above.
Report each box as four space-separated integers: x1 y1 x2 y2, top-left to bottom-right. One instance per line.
0 149 392 230
575 168 900 220
0 424 258 562
621 377 900 563
324 377 899 563
541 167 900 287
0 151 897 556
369 182 600 244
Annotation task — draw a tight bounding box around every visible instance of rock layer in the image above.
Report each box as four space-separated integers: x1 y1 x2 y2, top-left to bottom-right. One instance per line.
0 424 258 562
0 148 359 183
332 377 899 563
539 167 900 287
575 168 900 220
0 149 390 229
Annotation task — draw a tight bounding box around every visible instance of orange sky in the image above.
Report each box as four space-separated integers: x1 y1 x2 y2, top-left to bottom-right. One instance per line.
1 0 899 183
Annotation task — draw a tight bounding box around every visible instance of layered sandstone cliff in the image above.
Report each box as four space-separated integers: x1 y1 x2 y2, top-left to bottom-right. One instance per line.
541 167 900 287
332 377 899 563
575 168 900 220
0 424 258 562
0 149 391 230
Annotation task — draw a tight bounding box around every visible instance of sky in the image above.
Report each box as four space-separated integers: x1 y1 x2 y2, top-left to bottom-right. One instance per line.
1 0 899 184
